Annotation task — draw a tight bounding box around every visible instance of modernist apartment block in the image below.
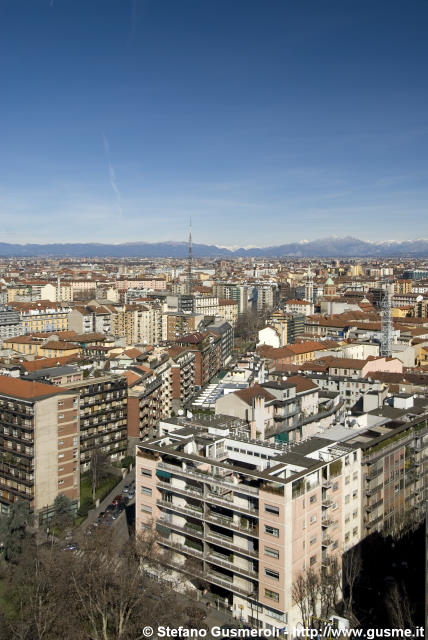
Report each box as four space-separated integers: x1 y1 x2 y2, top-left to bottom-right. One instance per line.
62 375 127 470
0 375 80 517
136 412 428 631
136 416 362 631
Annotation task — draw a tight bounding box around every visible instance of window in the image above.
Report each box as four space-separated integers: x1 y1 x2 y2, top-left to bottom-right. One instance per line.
265 568 279 580
264 589 279 602
353 527 358 537
141 487 152 496
310 495 316 504
58 440 64 446
332 541 338 550
345 476 350 485
141 505 152 513
333 482 339 491
310 536 316 545
345 533 350 543
265 504 279 515
141 468 152 477
352 490 358 499
310 555 316 566
58 453 64 459
58 480 64 485
310 515 317 524
265 547 279 559
264 525 279 537
73 437 78 446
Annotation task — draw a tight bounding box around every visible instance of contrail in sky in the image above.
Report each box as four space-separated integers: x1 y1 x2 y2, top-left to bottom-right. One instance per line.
102 132 123 216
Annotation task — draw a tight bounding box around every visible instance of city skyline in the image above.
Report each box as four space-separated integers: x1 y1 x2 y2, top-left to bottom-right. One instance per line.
1 0 427 244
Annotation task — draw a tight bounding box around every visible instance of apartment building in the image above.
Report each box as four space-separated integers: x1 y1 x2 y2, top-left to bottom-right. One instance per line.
0 376 80 517
136 410 428 631
217 299 238 328
3 334 82 358
136 416 360 631
167 346 196 407
175 332 222 388
62 375 128 470
162 313 205 342
127 355 172 442
10 301 71 334
133 304 163 345
69 303 113 335
208 320 234 366
213 283 250 315
0 306 22 342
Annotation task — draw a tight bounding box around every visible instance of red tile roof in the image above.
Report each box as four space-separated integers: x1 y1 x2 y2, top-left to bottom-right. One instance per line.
0 375 67 400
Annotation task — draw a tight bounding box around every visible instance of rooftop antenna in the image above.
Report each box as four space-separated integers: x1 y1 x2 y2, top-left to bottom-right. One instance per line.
187 217 192 295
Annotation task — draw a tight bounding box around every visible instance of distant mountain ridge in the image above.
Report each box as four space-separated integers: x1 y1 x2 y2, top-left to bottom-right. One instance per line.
0 237 427 257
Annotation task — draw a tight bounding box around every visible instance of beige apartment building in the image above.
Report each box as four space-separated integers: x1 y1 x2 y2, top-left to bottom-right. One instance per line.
135 412 428 632
0 376 80 518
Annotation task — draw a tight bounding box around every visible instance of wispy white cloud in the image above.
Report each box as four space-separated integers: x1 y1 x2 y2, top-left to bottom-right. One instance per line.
102 132 123 216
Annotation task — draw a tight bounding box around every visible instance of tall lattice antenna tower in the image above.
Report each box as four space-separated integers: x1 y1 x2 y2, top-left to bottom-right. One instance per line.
186 218 192 295
380 282 394 357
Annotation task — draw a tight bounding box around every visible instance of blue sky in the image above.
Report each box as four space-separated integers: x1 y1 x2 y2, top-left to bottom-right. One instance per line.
0 0 427 246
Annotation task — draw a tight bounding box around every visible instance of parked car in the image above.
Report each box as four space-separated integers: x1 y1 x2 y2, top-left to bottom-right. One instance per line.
128 487 135 499
122 484 130 494
63 542 79 552
112 495 123 507
105 504 115 512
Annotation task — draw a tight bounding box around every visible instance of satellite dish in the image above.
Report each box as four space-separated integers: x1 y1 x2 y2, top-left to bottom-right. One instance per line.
178 409 184 416
416 295 423 303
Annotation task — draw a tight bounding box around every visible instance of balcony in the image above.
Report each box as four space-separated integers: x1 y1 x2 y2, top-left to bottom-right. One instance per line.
321 537 333 547
157 499 204 520
205 531 258 559
158 519 204 539
157 480 204 499
157 462 259 496
206 492 258 517
157 538 204 559
206 570 257 598
322 499 332 508
321 516 332 527
206 553 258 579
205 511 258 536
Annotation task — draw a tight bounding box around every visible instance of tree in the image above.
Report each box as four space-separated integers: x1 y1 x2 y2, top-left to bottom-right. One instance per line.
292 568 320 625
0 526 207 640
320 557 341 620
385 582 414 630
52 494 74 530
0 501 32 562
342 546 362 621
90 449 111 502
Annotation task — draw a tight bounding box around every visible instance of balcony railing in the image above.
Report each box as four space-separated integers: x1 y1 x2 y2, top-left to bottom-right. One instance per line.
158 462 259 496
206 554 258 579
